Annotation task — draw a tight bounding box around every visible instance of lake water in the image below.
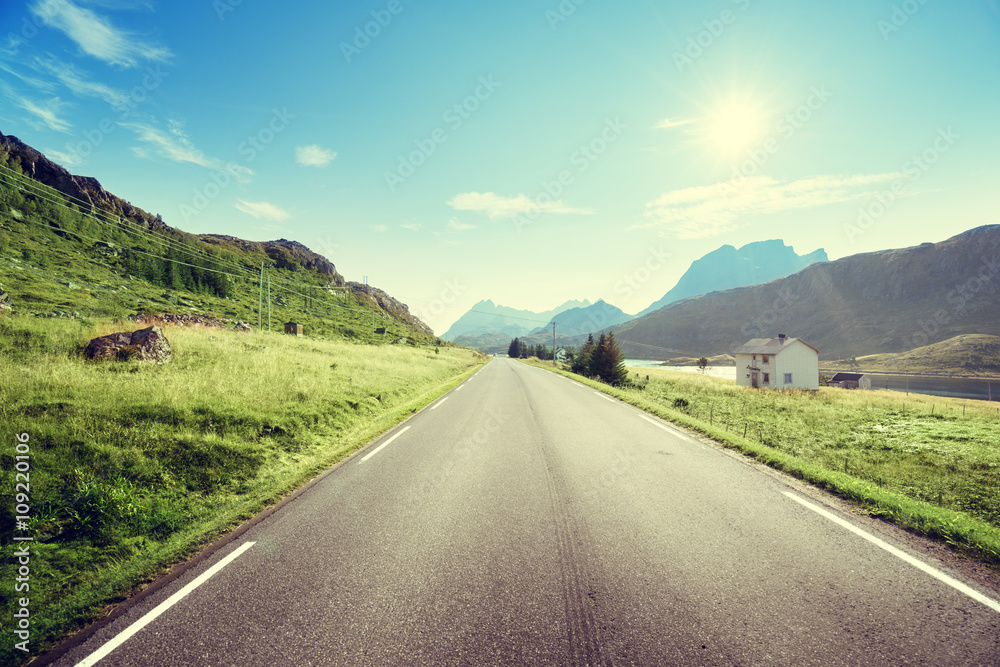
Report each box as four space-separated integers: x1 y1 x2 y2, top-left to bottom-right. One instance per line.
624 359 1000 402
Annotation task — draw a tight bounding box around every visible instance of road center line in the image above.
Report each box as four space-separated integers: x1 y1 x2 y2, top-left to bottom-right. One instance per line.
360 425 411 463
782 492 1000 615
74 541 257 667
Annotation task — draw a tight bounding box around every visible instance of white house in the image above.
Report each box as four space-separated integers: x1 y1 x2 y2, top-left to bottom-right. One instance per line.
734 334 819 390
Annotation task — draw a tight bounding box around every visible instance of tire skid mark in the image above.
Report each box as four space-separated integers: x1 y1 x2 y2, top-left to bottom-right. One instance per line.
538 445 613 666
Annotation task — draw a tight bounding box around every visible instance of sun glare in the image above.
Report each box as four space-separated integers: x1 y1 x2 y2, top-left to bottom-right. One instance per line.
703 100 768 157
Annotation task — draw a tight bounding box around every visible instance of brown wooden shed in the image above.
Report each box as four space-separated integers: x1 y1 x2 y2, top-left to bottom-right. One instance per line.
284 321 303 336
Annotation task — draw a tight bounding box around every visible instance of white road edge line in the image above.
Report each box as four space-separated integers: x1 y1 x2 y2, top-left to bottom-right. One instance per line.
74 541 257 667
430 397 449 410
637 414 706 449
454 385 464 392
782 492 1000 615
594 392 616 403
360 425 412 463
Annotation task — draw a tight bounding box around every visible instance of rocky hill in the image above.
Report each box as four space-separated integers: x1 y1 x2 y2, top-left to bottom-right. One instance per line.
0 130 433 340
615 226 1000 360
637 239 828 317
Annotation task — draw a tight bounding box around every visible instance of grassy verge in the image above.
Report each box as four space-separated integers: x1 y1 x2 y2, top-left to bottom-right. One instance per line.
0 316 484 665
523 359 1000 568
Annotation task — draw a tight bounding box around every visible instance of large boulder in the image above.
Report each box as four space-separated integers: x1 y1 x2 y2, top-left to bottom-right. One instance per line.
84 326 172 364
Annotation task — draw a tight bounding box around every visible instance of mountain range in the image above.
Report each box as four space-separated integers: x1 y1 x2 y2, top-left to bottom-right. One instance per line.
443 299 590 342
614 225 1000 360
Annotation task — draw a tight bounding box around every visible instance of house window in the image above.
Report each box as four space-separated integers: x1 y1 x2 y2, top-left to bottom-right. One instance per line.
752 354 756 362
762 355 769 364
763 373 770 384
784 373 793 384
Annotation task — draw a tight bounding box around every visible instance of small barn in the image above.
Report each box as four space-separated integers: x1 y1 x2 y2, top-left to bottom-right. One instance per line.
734 334 820 391
828 372 871 390
284 321 303 336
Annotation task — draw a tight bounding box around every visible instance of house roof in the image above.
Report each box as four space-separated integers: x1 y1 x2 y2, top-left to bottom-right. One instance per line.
733 337 820 355
830 372 867 382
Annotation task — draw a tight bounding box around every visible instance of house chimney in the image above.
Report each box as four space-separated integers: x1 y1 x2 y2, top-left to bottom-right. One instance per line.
778 333 786 343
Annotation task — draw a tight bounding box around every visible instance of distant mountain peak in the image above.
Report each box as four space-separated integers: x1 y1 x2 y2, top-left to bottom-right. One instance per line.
637 239 828 317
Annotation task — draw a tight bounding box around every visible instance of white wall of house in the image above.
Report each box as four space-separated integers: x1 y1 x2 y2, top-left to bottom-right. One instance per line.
773 340 819 390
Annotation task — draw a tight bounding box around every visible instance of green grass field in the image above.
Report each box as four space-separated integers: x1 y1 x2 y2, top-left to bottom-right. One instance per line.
0 316 484 664
525 359 1000 568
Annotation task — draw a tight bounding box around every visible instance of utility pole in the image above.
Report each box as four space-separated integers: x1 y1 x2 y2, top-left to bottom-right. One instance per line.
552 322 557 366
258 263 263 333
267 276 271 332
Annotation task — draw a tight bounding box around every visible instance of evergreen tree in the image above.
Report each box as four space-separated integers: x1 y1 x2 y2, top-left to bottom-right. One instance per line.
590 332 628 385
508 338 520 358
572 333 595 375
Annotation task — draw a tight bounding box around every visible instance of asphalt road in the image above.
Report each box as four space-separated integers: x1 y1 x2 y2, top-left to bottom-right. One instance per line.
52 357 1000 666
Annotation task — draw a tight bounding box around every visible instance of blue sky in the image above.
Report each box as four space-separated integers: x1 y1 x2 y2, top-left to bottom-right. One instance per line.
2 0 999 335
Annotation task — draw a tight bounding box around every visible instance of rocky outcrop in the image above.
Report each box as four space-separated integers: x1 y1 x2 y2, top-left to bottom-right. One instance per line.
0 286 10 312
199 235 344 285
129 312 228 328
348 282 434 336
84 326 172 364
0 132 168 232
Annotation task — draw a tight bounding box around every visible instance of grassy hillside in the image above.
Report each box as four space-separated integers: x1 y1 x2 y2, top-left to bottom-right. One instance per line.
0 318 483 665
0 138 433 343
827 334 1000 376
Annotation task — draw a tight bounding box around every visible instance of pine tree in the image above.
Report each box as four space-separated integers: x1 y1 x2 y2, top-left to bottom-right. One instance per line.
590 332 628 385
572 333 595 375
508 337 520 358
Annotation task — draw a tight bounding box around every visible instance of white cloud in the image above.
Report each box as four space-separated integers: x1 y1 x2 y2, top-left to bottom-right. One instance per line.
653 117 695 129
234 200 290 221
121 120 253 181
371 225 388 233
641 173 906 239
34 56 127 107
400 222 422 231
295 144 337 167
42 147 83 165
30 0 171 68
446 191 593 219
446 217 474 231
16 95 72 132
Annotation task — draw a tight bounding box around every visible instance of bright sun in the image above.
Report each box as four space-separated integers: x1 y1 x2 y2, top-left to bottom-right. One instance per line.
703 100 768 157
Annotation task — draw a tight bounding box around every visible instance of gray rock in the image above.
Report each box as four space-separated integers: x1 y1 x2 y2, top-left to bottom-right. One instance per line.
84 325 172 364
